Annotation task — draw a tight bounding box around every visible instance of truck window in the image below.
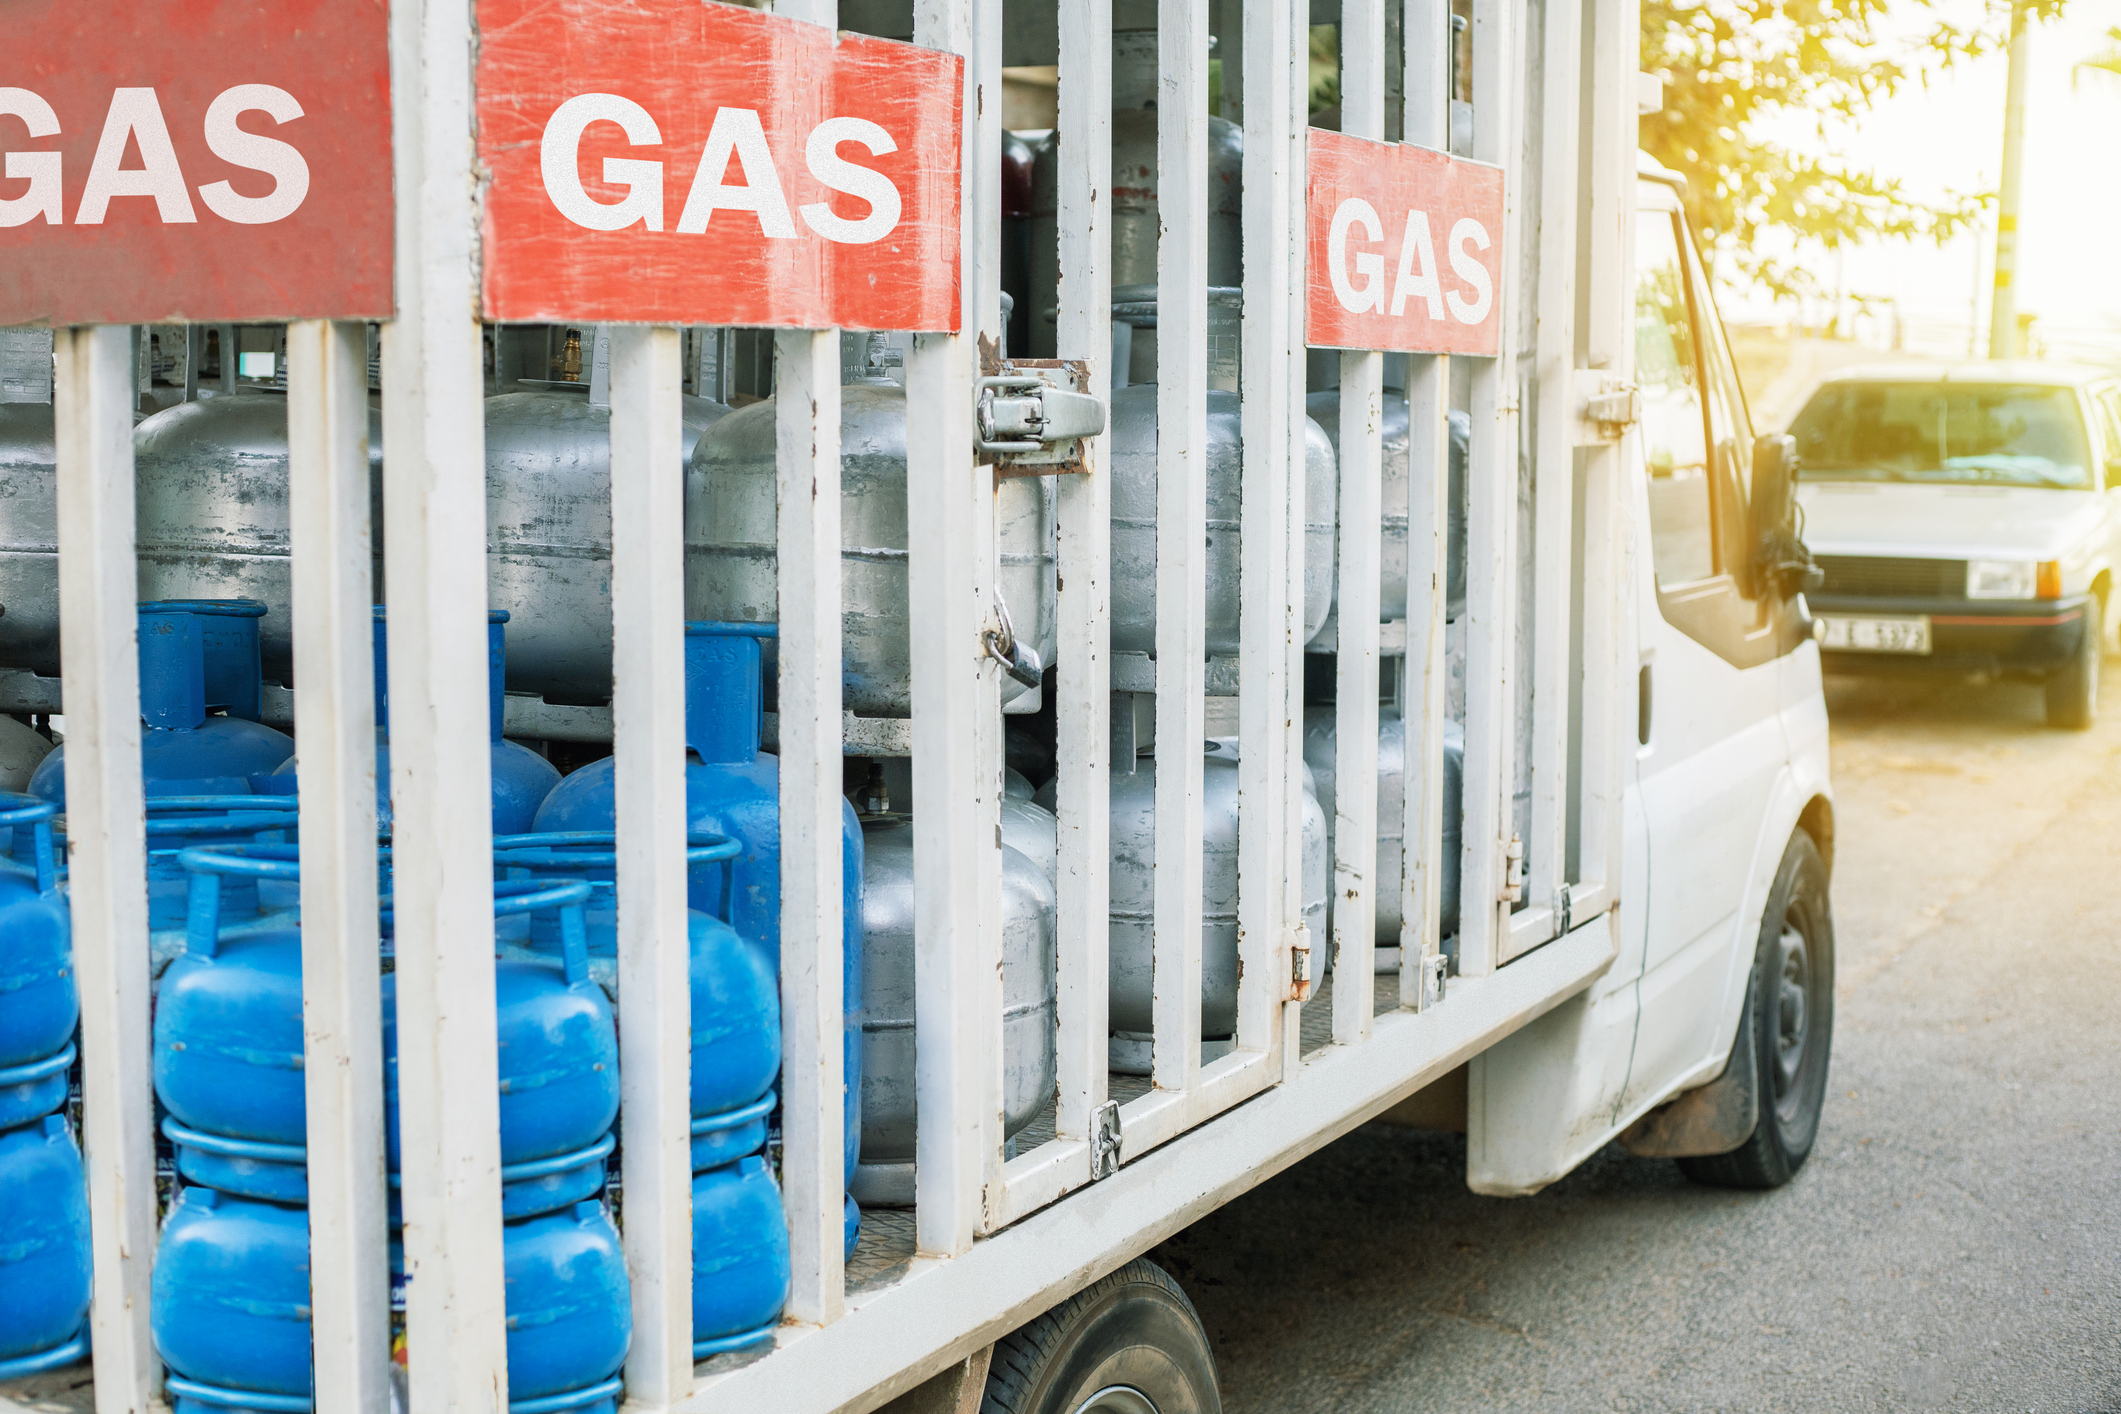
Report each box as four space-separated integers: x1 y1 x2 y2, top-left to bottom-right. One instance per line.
2093 390 2121 482
1635 210 1716 588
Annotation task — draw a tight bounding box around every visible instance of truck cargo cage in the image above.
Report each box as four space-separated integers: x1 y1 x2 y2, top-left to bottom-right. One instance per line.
6 0 1644 1409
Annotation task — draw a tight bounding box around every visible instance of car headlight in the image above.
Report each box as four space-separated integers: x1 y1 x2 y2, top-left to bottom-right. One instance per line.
1967 559 2038 599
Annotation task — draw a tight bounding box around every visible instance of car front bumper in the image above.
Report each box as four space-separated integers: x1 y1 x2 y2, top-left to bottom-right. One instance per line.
1809 593 2094 676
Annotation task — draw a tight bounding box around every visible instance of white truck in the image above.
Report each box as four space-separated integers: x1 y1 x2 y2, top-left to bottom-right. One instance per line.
0 0 1834 1412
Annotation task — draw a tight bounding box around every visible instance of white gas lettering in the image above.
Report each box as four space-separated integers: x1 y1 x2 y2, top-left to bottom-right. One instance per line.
676 106 795 238
197 85 310 225
1327 197 1385 314
799 116 900 244
1445 217 1492 325
0 88 62 228
542 93 664 232
76 87 196 225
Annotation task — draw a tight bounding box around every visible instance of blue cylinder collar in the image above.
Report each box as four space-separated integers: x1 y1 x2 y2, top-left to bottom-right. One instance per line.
683 622 776 765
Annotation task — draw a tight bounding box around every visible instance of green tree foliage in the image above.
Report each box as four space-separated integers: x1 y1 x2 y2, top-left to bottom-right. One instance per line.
1640 0 2063 296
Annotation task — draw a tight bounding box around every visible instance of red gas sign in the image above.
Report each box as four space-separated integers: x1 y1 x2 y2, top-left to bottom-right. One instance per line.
0 0 392 326
478 0 964 331
1306 129 1505 356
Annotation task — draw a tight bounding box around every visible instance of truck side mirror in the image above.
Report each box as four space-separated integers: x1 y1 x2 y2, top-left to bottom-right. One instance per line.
1752 433 1798 536
1750 433 1821 598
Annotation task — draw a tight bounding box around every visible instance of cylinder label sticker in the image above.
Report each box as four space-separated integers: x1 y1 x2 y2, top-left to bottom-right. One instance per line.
479 0 964 331
0 0 392 325
1306 129 1506 356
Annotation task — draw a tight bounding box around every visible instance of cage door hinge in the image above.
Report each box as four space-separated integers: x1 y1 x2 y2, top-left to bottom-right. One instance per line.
1090 1100 1122 1180
1289 924 1315 1001
1575 367 1641 445
1499 835 1524 904
1415 950 1448 1011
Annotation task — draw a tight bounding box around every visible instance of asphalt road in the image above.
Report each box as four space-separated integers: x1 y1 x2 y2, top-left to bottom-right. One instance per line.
1153 664 2121 1413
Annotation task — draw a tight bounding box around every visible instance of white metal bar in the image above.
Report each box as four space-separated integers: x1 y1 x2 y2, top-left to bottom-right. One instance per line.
1332 0 1387 1042
1117 1045 1273 1160
1152 0 1210 1096
1580 0 1637 907
777 0 848 1318
1279 0 1309 1074
382 0 508 1395
1398 355 1451 1006
1453 0 1521 979
679 921 1617 1414
907 0 1000 1261
1398 0 1454 1009
1236 0 1296 1071
608 325 694 1395
1514 0 1582 960
1047 0 1112 1181
54 325 156 1414
286 319 389 1414
774 327 848 1320
1332 351 1382 1039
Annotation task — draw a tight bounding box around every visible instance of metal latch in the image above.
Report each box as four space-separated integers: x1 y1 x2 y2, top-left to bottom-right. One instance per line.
1574 367 1640 444
1499 835 1524 904
976 360 1104 473
1556 881 1573 935
1090 1100 1122 1180
1415 950 1448 1011
1290 924 1315 1001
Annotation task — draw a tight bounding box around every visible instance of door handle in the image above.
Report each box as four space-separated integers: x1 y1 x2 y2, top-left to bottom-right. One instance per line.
1638 663 1653 746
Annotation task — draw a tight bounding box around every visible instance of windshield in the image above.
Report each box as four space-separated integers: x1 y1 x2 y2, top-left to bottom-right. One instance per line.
1788 382 2093 490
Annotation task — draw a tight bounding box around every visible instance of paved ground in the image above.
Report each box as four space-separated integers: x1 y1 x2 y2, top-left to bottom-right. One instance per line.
1154 663 2121 1413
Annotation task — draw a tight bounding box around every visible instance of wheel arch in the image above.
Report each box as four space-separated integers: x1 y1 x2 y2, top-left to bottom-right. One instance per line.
1797 792 1834 880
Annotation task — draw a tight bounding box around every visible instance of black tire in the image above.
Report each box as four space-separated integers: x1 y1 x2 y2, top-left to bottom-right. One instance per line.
980 1259 1221 1414
2044 595 2102 730
1678 830 1835 1190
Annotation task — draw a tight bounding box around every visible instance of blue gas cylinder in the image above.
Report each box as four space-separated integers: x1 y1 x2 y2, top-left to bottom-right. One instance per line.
503 1199 632 1407
0 797 71 1071
158 853 618 1214
152 1186 313 1403
141 797 299 941
382 878 620 1209
533 623 863 1182
690 1154 790 1358
265 608 560 835
156 1189 630 1414
0 1114 92 1378
491 832 781 1134
154 849 308 1188
29 600 294 804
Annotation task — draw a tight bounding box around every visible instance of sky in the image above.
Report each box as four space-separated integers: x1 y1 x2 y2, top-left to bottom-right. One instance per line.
1719 0 2121 364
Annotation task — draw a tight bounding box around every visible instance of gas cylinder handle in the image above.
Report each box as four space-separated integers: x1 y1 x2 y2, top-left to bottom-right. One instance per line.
0 793 61 895
491 877 595 987
175 843 304 961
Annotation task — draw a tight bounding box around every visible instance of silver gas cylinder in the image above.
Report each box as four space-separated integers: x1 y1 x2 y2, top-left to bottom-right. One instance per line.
1305 390 1470 635
485 386 731 701
1302 707 1463 960
1037 738 1325 1073
1024 28 1243 358
1108 384 1337 656
135 394 384 683
0 404 59 675
1000 794 1058 887
851 815 1056 1207
687 383 1056 716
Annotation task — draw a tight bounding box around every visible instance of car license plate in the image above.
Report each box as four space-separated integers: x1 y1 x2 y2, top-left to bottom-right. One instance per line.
1817 614 1932 655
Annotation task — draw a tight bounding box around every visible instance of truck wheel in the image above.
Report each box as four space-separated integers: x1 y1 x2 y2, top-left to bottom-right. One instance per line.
2045 597 2102 730
1678 831 1834 1190
981 1259 1220 1414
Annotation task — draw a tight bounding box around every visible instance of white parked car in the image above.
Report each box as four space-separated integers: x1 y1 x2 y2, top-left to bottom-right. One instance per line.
1788 362 2121 727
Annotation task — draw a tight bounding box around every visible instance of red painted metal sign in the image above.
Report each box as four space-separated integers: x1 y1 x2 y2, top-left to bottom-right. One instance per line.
1305 129 1506 356
0 0 392 326
478 0 964 331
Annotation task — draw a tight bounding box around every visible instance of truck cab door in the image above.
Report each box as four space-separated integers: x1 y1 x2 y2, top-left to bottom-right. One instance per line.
1623 194 1792 1109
